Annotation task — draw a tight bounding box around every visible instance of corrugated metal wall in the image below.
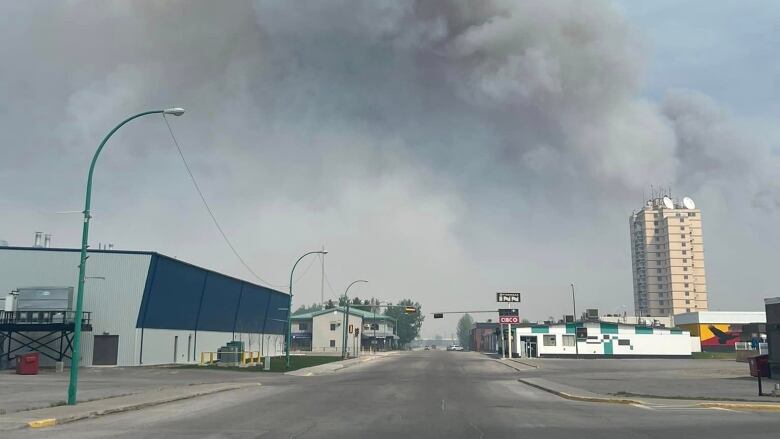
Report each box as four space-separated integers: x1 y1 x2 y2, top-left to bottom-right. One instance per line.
0 248 151 367
1 248 291 367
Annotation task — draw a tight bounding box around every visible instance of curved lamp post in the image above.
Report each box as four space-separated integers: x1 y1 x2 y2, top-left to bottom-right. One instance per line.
286 250 328 369
341 280 368 359
67 108 185 405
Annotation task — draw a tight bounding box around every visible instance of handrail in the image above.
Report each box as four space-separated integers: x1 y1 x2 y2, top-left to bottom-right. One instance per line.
0 310 92 325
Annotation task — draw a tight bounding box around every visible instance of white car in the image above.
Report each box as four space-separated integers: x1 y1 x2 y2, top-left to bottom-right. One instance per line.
450 345 464 351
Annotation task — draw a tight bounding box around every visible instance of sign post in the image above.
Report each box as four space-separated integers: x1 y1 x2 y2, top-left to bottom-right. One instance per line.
498 309 519 358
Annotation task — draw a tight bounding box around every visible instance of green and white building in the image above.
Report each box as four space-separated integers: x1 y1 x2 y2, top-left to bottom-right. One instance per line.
513 321 693 358
291 307 398 355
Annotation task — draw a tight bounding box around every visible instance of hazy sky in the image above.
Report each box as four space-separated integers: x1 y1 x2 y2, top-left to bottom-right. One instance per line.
1 1 779 337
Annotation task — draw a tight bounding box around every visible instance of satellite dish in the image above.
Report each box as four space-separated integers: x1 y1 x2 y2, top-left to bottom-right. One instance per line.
662 196 674 209
682 197 696 209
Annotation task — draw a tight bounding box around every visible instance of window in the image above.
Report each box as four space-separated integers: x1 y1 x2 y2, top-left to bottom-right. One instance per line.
684 275 689 279
685 292 690 296
684 283 689 288
329 340 336 347
655 237 659 241
682 242 686 247
330 323 337 331
680 218 684 222
683 267 688 271
543 335 556 346
681 234 686 239
603 334 610 340
680 226 685 231
686 308 691 312
685 300 690 304
656 260 660 265
562 335 575 346
298 323 308 331
618 339 630 346
682 258 687 263
688 212 696 217
656 252 660 257
654 221 658 226
656 276 662 281
656 269 661 273
682 250 687 255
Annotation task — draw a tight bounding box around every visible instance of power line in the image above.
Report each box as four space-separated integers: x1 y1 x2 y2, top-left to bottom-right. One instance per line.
162 115 287 289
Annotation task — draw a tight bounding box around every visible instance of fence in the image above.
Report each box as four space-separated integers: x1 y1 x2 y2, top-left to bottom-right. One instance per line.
199 351 264 366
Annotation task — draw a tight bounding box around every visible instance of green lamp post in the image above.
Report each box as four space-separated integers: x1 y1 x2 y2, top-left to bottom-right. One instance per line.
286 250 328 369
67 108 185 405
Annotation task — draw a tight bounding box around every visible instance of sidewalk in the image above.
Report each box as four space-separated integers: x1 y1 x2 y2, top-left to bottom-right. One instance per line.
0 366 276 415
0 382 257 431
525 358 780 403
517 376 780 412
286 350 399 376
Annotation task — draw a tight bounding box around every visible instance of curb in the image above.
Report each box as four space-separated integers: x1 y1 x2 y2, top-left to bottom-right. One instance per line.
508 359 539 369
24 383 252 429
517 379 643 405
697 402 780 412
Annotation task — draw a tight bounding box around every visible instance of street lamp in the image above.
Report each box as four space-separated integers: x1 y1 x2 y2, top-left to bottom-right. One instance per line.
342 280 368 359
286 250 328 369
571 283 578 359
67 108 185 406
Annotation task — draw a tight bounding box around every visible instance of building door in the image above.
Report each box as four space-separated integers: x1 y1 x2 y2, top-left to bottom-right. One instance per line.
173 336 179 364
604 340 614 356
92 335 119 366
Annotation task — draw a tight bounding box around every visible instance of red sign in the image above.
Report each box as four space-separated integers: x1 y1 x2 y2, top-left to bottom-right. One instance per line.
499 316 519 324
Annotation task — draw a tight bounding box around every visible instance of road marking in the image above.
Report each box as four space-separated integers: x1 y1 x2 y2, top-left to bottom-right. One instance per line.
441 399 446 413
28 418 56 428
468 421 485 439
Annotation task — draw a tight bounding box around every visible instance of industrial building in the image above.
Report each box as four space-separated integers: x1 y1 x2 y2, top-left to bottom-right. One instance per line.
470 322 499 353
0 246 289 367
630 195 708 316
291 307 397 354
513 322 693 358
675 311 766 352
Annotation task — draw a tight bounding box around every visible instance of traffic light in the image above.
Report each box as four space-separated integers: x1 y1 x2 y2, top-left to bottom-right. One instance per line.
404 306 417 314
433 313 444 319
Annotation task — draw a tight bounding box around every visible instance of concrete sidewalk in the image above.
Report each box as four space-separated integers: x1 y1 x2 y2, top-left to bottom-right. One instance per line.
501 357 780 404
286 351 399 376
0 366 289 415
0 382 257 431
517 376 780 412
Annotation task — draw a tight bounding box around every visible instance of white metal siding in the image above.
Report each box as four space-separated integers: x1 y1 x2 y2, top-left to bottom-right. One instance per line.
0 249 151 366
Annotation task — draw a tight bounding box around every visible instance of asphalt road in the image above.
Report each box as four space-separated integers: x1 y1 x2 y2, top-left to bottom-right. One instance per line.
10 351 780 438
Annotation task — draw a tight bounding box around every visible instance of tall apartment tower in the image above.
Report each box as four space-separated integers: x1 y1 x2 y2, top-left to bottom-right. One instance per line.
630 195 708 317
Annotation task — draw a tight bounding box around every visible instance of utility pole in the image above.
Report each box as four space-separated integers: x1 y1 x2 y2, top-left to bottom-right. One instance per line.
571 283 579 359
320 245 325 305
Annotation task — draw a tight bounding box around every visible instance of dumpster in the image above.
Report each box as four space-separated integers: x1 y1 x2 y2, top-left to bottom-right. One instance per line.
748 354 770 378
16 352 40 375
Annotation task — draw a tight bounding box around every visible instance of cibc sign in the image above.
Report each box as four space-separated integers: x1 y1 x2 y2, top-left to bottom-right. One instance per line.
498 308 519 324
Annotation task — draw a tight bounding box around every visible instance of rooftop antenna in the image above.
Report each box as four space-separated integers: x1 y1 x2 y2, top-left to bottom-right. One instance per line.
44 234 51 248
33 232 42 248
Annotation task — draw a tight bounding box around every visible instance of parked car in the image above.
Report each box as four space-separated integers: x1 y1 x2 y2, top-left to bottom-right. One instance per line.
451 345 464 351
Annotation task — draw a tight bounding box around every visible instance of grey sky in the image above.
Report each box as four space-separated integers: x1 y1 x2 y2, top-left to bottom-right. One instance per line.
1 1 778 338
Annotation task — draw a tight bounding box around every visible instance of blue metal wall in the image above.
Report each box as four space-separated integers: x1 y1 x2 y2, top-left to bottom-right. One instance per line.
136 254 289 334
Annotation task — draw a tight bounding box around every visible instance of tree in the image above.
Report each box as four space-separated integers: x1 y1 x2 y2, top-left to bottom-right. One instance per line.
293 303 323 315
383 299 424 347
456 314 474 349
